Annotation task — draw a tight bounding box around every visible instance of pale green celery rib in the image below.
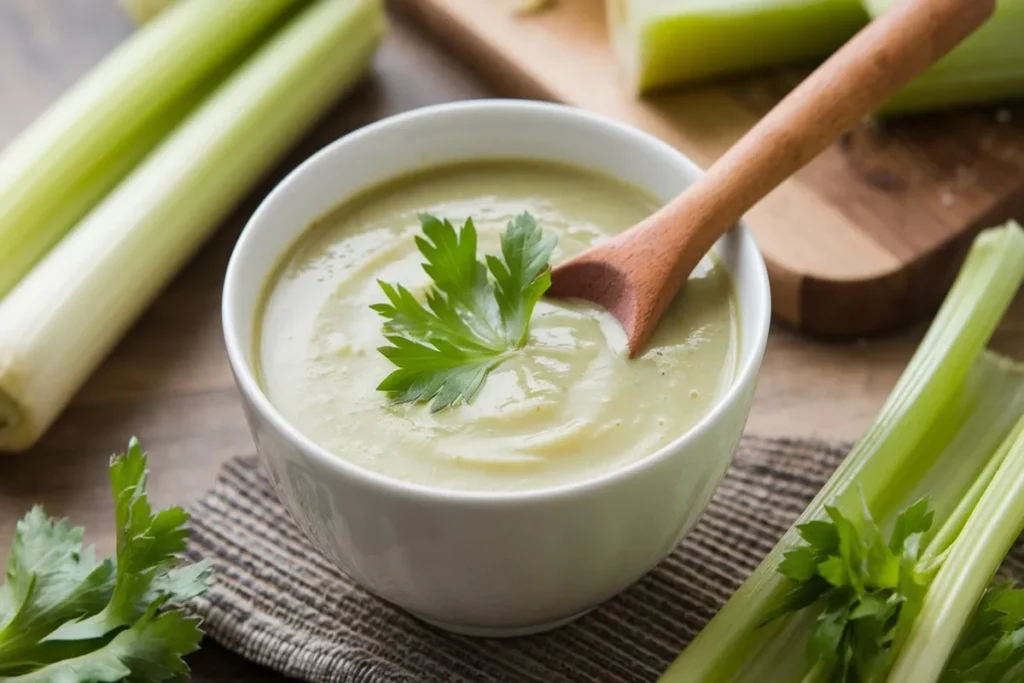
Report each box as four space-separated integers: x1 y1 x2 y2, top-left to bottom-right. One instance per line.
881 353 1024 665
659 222 1024 683
731 614 818 683
912 354 1024 573
864 0 1024 114
887 351 1024 554
882 81 1024 116
0 0 386 451
888 415 1024 683
0 0 304 299
880 63 1024 115
608 0 868 93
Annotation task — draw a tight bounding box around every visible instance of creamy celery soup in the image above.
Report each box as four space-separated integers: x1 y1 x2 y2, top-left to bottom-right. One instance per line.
256 160 739 492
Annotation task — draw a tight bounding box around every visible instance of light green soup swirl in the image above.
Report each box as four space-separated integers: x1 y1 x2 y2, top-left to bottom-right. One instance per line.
257 161 739 492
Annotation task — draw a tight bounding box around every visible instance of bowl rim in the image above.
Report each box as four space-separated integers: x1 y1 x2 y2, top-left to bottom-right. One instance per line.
222 98 771 506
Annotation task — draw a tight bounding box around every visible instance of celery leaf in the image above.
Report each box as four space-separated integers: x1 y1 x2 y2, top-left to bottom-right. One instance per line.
486 213 558 347
0 510 115 670
373 212 557 412
889 498 934 555
53 439 211 641
2 602 202 683
761 499 935 682
943 583 1024 683
0 439 210 681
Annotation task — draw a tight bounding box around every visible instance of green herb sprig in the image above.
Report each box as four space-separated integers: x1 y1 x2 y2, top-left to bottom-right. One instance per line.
372 212 557 412
761 498 935 682
942 582 1024 683
0 439 210 682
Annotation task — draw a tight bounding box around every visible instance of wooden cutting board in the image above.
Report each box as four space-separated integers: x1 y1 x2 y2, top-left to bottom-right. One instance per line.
391 0 1024 336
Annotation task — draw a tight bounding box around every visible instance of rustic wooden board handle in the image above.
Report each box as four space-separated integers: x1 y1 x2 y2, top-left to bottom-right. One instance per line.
549 0 996 355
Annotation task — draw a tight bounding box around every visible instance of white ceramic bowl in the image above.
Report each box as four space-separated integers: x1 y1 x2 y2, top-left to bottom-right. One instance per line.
222 99 771 637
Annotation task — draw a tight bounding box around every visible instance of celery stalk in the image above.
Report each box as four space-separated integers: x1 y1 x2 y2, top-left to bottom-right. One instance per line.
884 351 1024 555
0 0 385 451
609 0 868 93
0 0 303 300
660 223 1024 683
865 0 1024 114
889 416 1024 683
671 350 1024 683
720 349 1024 683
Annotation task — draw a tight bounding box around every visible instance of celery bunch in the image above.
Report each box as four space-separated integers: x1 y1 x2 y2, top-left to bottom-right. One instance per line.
607 0 868 93
662 222 1024 683
865 0 1024 114
0 0 302 300
0 0 385 451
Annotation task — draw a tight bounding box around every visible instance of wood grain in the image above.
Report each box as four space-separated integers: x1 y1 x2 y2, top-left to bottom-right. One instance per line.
0 1 1020 681
392 0 1024 336
550 0 996 355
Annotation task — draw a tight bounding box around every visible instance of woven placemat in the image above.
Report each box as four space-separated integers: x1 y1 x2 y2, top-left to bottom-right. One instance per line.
183 437 868 682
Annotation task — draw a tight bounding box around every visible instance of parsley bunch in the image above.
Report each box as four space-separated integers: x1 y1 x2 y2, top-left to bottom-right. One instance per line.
373 212 557 412
761 499 934 682
0 439 210 682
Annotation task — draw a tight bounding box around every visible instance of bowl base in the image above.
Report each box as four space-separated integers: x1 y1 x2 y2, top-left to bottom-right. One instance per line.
410 608 593 638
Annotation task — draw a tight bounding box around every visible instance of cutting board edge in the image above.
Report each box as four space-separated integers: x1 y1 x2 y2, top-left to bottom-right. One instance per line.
387 0 1020 337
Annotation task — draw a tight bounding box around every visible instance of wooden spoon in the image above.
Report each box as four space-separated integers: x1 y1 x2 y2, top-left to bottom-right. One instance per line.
548 0 996 357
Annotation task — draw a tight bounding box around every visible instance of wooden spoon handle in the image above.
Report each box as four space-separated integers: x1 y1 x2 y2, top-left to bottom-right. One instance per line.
646 0 995 278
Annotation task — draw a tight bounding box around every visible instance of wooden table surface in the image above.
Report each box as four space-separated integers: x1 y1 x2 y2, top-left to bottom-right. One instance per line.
1 1 1021 680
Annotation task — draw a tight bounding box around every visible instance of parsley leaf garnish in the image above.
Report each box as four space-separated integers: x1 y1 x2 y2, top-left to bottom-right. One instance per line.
0 438 210 682
373 212 557 412
761 498 934 682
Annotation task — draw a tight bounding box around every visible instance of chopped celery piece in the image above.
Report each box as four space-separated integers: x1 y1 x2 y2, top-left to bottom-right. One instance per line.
865 0 1024 114
608 0 868 93
660 222 1024 683
0 0 303 300
0 0 385 451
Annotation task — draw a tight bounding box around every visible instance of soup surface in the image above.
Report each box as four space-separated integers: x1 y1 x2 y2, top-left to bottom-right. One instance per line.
257 161 738 492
